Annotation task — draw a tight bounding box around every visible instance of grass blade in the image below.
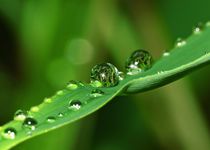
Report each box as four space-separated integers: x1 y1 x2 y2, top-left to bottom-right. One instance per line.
1 23 210 149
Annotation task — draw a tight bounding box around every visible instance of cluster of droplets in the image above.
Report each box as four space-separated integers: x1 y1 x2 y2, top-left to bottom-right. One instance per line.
89 49 153 87
163 22 208 58
2 21 208 140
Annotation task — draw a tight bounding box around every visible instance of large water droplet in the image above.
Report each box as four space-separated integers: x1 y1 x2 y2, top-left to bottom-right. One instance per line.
46 116 56 123
68 100 82 110
175 38 186 47
14 110 27 121
90 89 104 97
125 49 153 75
3 128 16 139
90 63 119 87
23 117 38 130
67 80 78 90
193 23 203 34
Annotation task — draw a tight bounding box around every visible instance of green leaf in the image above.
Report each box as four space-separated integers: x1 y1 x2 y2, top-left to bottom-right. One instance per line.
1 23 210 150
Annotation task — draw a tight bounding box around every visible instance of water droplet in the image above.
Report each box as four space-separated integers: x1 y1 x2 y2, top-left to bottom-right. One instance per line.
69 100 82 110
58 112 64 118
46 116 56 123
125 49 153 75
44 98 52 103
14 110 27 121
30 106 39 113
206 21 210 27
205 51 209 55
90 89 104 97
90 80 103 87
162 51 170 57
56 90 64 95
90 63 119 87
67 80 78 90
118 72 125 80
3 128 16 139
193 22 203 34
23 117 38 130
157 71 164 74
175 38 186 47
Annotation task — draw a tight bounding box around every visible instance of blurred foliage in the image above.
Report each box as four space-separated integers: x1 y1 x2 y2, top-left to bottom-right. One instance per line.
0 0 210 150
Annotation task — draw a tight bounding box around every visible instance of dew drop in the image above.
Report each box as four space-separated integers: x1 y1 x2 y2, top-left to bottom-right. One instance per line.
118 72 125 80
90 63 119 87
68 100 82 110
23 117 38 130
90 89 104 97
206 21 210 27
44 98 52 103
56 90 64 95
162 51 170 57
58 112 64 118
3 128 16 139
14 109 27 121
90 80 103 87
175 38 186 47
125 49 153 75
193 22 203 34
46 116 56 123
30 106 39 113
67 80 78 90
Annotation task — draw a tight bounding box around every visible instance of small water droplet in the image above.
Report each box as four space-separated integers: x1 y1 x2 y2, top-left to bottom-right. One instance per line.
175 38 186 47
205 51 209 55
30 106 39 113
3 128 16 139
46 116 56 123
90 89 104 97
90 80 103 87
157 71 164 74
14 110 27 121
193 23 203 34
162 51 170 57
90 63 119 87
67 80 78 90
69 100 82 110
23 117 38 131
125 49 153 75
118 72 125 80
57 90 64 95
58 112 64 118
44 98 52 103
206 21 210 27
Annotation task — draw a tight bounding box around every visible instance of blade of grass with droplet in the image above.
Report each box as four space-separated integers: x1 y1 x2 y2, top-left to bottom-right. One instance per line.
1 23 210 149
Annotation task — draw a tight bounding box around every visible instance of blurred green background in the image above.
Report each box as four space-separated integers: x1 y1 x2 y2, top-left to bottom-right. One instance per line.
0 0 210 150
